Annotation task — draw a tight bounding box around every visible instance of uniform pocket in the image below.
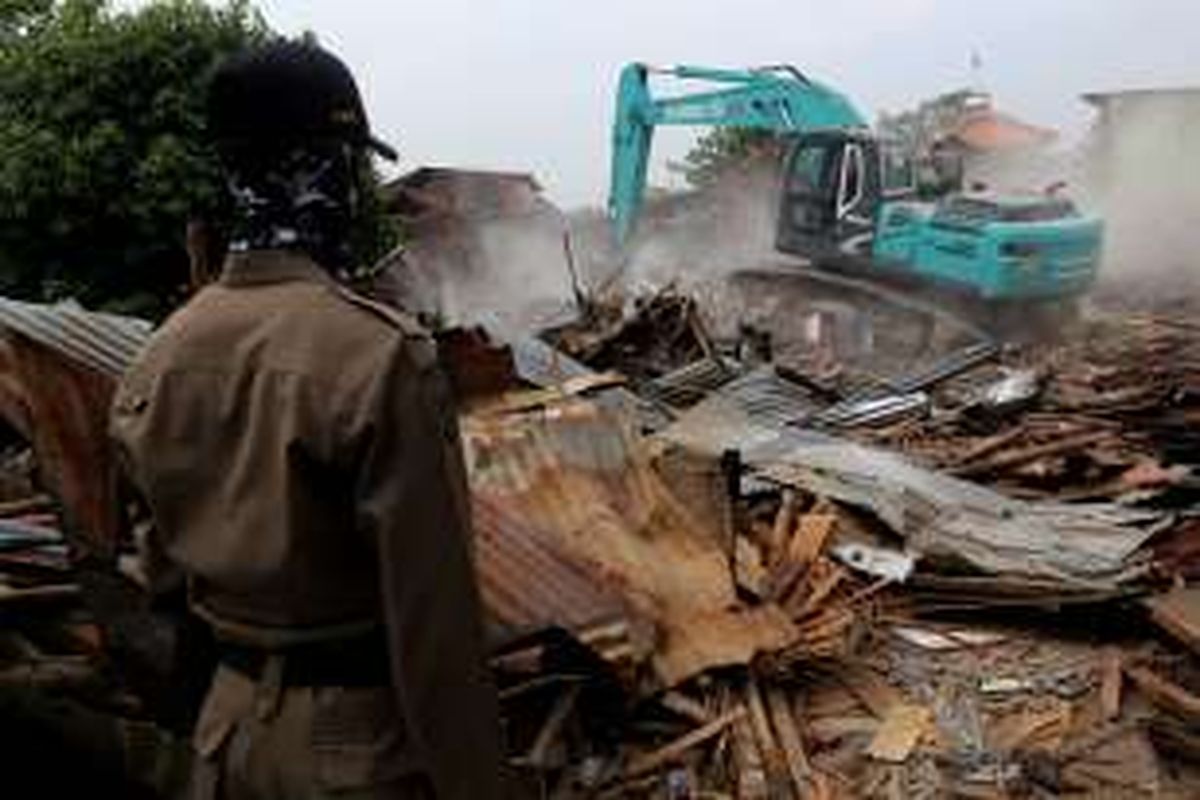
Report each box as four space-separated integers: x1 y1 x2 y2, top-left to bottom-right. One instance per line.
311 686 424 791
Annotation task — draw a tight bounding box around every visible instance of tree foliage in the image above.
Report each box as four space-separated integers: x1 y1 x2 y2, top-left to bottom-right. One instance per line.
681 127 786 189
0 0 268 315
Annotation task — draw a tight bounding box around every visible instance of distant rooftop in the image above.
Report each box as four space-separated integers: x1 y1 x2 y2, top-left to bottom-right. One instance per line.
387 166 541 192
939 110 1057 152
1083 86 1200 106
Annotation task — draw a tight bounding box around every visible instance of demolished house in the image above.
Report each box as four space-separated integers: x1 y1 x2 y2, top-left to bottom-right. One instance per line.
378 167 580 331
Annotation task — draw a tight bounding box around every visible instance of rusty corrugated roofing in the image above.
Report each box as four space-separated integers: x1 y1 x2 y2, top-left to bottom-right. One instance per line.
473 491 630 640
463 399 797 685
0 297 151 377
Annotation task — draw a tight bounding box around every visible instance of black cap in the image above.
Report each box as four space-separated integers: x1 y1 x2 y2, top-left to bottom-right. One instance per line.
208 41 397 161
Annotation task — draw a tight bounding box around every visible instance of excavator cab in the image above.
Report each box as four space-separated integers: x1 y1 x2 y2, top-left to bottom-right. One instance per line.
776 132 910 264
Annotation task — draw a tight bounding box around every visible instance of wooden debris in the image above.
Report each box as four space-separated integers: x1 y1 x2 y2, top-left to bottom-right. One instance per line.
952 424 1026 467
987 700 1071 754
786 507 838 570
736 535 770 597
951 429 1112 477
745 677 792 796
765 687 813 798
621 707 747 780
1125 666 1200 724
1147 587 1200 656
865 703 932 763
767 489 800 565
522 684 582 768
731 702 769 799
661 690 713 725
1101 646 1123 721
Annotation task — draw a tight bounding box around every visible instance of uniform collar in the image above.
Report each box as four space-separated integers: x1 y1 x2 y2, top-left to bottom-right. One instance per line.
219 250 336 288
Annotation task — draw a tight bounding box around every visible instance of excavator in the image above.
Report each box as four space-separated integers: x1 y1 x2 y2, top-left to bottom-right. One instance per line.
607 63 1103 346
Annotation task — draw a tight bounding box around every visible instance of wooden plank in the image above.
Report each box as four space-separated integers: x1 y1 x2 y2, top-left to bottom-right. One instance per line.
524 684 581 768
1147 588 1200 657
766 687 812 799
745 678 792 797
836 666 903 719
660 690 713 725
865 703 932 763
731 705 769 800
1125 666 1200 724
622 707 746 780
953 425 1026 467
1101 646 1123 721
787 511 837 569
951 430 1111 477
768 490 800 564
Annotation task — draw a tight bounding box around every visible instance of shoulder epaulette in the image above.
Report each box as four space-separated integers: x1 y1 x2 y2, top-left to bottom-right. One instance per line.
333 286 427 338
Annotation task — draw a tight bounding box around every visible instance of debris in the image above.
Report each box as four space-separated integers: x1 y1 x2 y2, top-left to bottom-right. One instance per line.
973 366 1043 415
12 279 1200 795
1101 646 1123 720
622 707 747 780
463 399 798 686
810 391 930 430
1125 666 1200 724
865 703 933 763
950 429 1113 478
765 686 813 795
522 684 581 768
831 542 914 583
1147 587 1200 656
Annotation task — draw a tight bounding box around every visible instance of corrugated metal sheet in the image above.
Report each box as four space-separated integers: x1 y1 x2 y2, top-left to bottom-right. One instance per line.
472 491 630 640
462 400 796 686
0 332 123 552
659 379 1166 592
0 297 151 377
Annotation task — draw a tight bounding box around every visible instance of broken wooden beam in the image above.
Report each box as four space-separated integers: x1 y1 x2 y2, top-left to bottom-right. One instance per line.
765 687 812 799
621 706 747 780
522 684 582 768
951 430 1112 478
1146 587 1200 656
1125 665 1200 724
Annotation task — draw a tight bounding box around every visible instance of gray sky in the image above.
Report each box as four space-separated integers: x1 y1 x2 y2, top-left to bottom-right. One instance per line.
155 1 1200 206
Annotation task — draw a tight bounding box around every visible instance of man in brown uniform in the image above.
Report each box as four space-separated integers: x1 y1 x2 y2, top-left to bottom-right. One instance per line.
110 42 502 799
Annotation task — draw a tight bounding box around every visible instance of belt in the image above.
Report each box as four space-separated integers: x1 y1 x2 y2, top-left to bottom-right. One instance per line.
217 628 391 688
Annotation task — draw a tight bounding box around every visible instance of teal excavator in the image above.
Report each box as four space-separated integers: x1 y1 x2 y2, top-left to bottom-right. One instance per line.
608 64 1102 335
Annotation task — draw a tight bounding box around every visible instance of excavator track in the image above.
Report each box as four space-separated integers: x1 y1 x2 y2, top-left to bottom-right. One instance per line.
700 256 998 381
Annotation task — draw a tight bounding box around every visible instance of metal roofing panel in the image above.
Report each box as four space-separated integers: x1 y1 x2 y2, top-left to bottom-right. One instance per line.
473 492 629 640
462 400 796 685
0 297 151 376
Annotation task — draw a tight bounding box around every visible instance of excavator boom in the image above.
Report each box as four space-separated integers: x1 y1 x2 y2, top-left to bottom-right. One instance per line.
608 63 867 245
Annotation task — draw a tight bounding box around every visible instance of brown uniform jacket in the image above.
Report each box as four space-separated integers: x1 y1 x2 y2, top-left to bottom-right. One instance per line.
110 251 502 799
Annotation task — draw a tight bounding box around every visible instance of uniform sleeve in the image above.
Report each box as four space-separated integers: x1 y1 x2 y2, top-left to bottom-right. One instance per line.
110 386 184 597
352 334 504 800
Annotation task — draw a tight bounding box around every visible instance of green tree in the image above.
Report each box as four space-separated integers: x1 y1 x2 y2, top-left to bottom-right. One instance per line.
0 1 264 315
680 127 786 189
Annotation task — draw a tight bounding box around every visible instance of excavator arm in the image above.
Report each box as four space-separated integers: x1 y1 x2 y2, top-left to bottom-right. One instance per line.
608 63 868 246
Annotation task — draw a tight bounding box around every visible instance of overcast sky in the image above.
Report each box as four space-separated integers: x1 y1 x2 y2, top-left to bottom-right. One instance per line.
134 1 1200 207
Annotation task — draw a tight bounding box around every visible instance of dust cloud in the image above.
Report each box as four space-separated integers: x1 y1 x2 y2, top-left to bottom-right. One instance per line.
1084 94 1200 302
395 213 580 338
619 161 780 292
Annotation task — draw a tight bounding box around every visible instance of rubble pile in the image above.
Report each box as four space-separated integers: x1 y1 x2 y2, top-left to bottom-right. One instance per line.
0 285 1199 797
460 294 1200 798
864 312 1200 504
